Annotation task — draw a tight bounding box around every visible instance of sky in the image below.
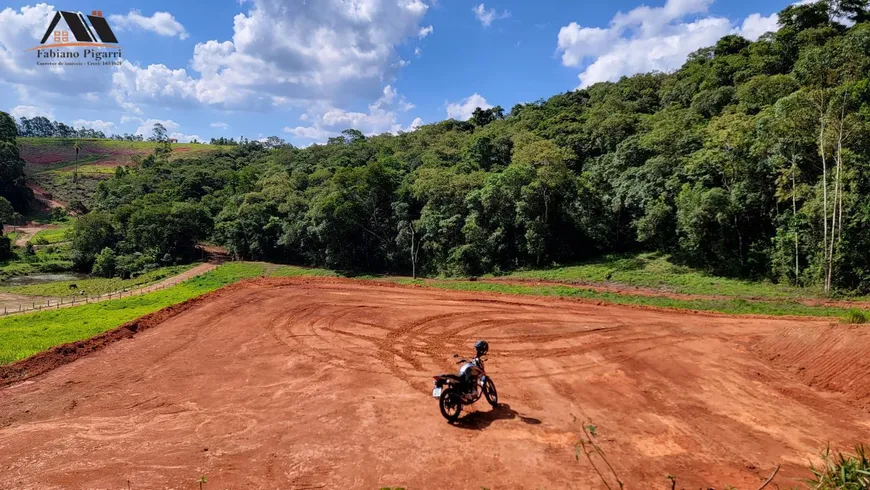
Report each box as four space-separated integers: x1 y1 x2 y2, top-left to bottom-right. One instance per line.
0 0 789 145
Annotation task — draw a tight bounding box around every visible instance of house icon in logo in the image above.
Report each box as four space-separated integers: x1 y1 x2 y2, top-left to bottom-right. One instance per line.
34 10 119 49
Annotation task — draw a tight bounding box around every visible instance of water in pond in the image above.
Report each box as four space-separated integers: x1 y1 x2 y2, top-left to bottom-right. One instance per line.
2 272 90 286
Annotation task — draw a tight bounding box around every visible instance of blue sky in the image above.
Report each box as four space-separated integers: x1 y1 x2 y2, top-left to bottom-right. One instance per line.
0 0 789 145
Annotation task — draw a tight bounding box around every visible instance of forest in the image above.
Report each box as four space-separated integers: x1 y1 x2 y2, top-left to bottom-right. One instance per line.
3 0 870 291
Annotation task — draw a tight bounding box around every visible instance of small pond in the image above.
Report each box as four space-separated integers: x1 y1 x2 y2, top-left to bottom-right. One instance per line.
1 272 90 286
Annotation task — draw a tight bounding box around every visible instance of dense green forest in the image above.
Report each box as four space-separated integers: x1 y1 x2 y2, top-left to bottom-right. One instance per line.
5 1 870 291
0 112 30 259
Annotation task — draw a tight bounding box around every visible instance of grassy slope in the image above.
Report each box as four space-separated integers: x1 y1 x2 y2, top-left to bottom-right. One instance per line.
19 138 231 206
494 253 816 300
0 262 264 364
19 138 228 167
30 220 74 245
0 264 193 297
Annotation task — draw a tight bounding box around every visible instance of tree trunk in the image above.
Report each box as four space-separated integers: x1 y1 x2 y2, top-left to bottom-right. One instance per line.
410 225 416 280
817 94 829 292
792 156 799 283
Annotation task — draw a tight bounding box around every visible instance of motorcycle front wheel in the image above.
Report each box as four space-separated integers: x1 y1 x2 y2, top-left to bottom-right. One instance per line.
483 378 498 407
439 389 463 422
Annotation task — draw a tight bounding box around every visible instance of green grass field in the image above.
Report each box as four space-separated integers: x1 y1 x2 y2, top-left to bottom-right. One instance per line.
19 138 233 207
0 264 193 297
31 222 73 245
494 253 815 300
54 164 118 176
0 262 265 365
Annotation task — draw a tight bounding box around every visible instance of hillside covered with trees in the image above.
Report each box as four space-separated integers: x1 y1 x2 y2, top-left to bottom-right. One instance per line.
8 0 870 292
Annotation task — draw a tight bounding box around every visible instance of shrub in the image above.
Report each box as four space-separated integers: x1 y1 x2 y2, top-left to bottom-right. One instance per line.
841 308 868 324
806 445 870 489
50 206 67 221
115 252 157 279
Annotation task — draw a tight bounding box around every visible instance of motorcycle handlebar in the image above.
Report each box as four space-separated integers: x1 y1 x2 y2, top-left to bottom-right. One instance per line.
454 356 487 364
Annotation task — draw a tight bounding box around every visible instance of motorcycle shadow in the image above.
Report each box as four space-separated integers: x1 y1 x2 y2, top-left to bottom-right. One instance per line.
452 403 542 430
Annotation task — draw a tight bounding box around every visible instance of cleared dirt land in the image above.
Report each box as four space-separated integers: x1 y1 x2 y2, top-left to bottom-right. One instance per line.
0 278 868 489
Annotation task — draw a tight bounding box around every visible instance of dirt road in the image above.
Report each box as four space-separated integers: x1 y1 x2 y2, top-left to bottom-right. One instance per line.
0 278 867 489
6 225 48 247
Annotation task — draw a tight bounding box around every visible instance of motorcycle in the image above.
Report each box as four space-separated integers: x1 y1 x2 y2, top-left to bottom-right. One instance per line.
432 340 498 422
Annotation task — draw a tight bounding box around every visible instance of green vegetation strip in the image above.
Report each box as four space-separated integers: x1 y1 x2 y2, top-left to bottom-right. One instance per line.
0 262 265 365
390 278 853 318
0 265 194 297
265 264 337 277
497 253 814 301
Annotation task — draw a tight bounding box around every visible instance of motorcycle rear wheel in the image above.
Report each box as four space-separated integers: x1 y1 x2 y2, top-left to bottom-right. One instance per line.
439 389 463 422
483 378 498 407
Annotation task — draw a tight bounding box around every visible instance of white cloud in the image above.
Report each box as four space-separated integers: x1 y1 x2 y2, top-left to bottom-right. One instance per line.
112 0 431 112
109 10 189 39
557 0 781 88
414 47 422 56
210 121 229 129
73 119 116 133
10 105 54 120
446 93 492 121
472 4 510 27
419 25 434 38
284 125 333 141
134 118 180 137
112 61 200 112
740 13 779 40
409 117 424 130
285 85 421 142
169 132 201 143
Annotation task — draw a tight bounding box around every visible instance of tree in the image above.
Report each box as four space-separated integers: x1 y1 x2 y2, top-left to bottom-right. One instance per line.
263 136 287 149
0 196 12 260
0 111 31 210
150 123 168 142
92 247 117 277
470 106 505 127
0 196 13 227
70 212 116 271
778 2 832 32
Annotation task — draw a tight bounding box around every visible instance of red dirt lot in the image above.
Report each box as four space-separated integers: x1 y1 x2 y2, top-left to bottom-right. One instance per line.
0 278 868 489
